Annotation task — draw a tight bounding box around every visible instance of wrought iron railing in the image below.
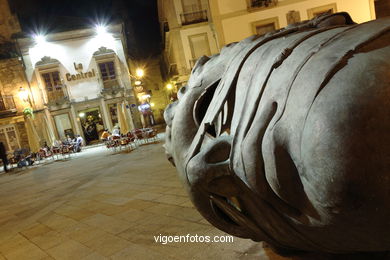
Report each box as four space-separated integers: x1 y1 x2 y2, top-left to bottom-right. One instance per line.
0 96 16 112
180 10 208 25
45 86 71 106
250 0 277 8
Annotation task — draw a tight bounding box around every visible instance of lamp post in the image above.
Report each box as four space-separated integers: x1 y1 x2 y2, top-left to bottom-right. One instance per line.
166 82 178 103
135 68 144 78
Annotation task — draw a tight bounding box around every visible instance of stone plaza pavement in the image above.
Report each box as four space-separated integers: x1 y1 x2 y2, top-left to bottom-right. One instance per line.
0 142 289 260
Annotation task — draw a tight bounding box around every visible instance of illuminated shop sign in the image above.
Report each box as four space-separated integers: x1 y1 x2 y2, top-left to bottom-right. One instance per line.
138 103 151 111
66 62 96 81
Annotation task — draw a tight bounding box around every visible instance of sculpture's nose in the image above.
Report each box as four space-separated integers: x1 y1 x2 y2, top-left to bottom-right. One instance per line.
164 101 178 167
185 136 262 240
186 136 233 193
163 101 178 127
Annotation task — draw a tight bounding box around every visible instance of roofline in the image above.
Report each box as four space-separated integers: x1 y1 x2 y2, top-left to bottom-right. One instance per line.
16 23 124 53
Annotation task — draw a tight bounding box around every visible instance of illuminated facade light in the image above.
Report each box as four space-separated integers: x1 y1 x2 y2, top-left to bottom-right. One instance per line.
18 87 29 102
33 34 46 45
166 83 173 90
95 25 107 36
135 80 142 86
138 103 151 111
78 112 86 118
151 103 155 107
141 94 151 100
136 68 144 78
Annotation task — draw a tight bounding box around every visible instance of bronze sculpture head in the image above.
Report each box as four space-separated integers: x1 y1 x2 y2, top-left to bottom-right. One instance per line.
165 13 390 254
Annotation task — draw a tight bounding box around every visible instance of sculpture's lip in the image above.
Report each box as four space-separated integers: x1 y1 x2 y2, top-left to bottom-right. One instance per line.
167 155 175 167
164 149 175 167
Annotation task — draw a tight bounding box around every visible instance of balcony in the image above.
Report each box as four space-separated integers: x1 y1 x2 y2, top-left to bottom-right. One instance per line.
180 10 208 26
249 0 278 10
102 79 120 89
168 63 179 78
0 96 17 117
46 87 68 106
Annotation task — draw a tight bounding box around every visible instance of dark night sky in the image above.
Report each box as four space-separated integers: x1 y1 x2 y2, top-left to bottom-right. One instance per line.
10 0 162 59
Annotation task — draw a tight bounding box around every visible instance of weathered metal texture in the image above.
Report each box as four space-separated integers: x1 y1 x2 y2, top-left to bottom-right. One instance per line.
164 13 390 254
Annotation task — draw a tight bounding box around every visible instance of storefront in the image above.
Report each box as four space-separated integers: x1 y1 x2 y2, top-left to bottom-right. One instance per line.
78 107 104 144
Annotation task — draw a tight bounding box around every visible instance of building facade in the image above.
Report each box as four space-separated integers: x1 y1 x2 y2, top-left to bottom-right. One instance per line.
159 0 378 89
0 0 32 155
158 0 220 90
17 24 141 145
209 0 376 47
0 58 31 153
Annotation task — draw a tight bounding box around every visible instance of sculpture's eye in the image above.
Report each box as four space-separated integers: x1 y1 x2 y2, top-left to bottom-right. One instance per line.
177 86 187 100
193 80 220 127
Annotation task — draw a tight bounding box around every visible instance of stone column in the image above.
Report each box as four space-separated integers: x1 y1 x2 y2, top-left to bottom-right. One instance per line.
44 108 58 141
123 100 135 130
100 98 112 131
43 108 57 145
70 104 83 137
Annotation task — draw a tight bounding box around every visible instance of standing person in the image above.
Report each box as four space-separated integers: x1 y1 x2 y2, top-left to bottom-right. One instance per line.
74 135 84 152
0 142 9 172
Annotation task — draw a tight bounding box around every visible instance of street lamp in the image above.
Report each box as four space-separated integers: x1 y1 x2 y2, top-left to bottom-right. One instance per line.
18 87 31 105
33 34 46 45
95 25 107 36
166 83 173 90
134 80 142 86
135 68 144 78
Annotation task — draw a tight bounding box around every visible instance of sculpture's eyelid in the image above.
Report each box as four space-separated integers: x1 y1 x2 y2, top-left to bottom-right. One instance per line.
194 79 203 88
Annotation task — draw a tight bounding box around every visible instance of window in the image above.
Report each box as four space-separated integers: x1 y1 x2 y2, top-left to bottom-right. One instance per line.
189 33 211 68
286 10 301 25
0 125 20 152
98 61 116 81
180 0 207 25
252 17 279 36
41 71 62 91
375 0 390 18
108 103 118 127
181 0 202 13
249 0 276 9
0 94 16 111
307 3 337 19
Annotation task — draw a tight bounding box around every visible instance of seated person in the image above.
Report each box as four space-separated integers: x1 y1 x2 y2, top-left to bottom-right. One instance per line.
52 139 61 147
41 141 52 157
112 126 121 137
101 129 110 141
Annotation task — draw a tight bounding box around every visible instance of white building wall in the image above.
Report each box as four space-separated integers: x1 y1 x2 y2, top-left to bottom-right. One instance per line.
216 0 374 44
217 0 247 15
23 34 129 102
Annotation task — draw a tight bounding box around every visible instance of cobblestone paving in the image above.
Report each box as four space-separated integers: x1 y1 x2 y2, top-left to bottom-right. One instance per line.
0 143 289 259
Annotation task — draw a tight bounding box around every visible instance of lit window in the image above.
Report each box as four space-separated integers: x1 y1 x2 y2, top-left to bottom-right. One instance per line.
98 61 116 81
307 4 337 19
41 71 62 92
255 23 276 35
0 125 20 152
251 17 279 36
